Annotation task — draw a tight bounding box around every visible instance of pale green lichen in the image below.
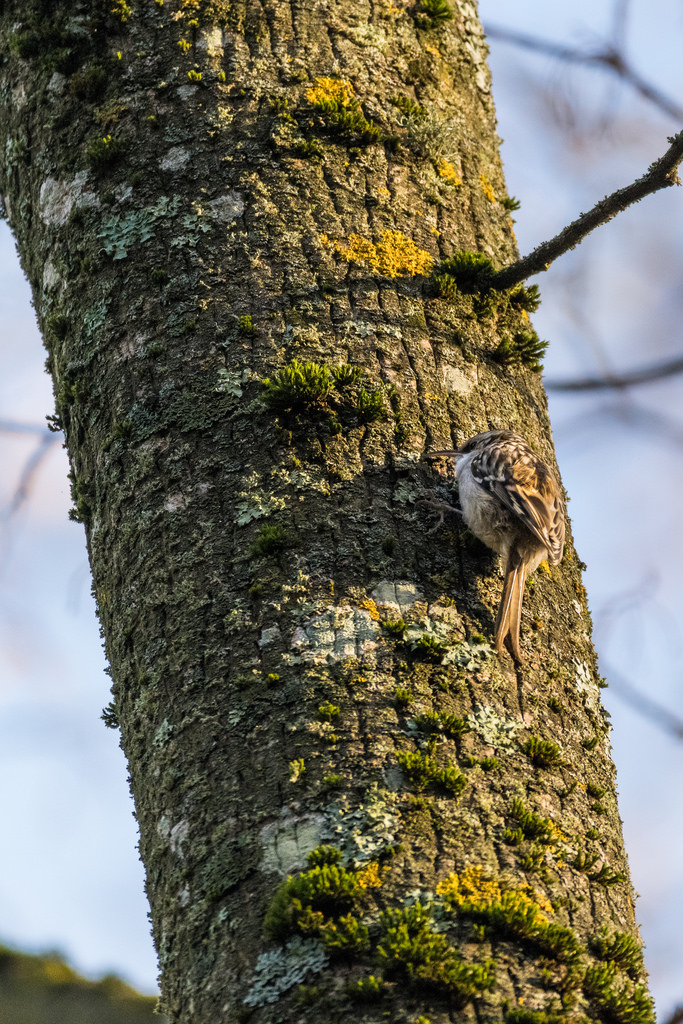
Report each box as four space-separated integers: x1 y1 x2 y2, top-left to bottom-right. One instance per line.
99 196 182 260
235 471 287 526
323 785 400 863
467 705 523 752
243 937 328 1007
152 718 174 748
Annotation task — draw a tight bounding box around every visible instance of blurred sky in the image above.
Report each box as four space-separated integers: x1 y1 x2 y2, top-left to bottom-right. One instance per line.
1 0 682 1011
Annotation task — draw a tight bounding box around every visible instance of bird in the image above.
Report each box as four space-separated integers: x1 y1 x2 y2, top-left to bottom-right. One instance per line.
433 430 565 662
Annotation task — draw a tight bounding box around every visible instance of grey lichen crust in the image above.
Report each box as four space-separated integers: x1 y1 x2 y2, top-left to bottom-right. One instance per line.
0 0 649 1022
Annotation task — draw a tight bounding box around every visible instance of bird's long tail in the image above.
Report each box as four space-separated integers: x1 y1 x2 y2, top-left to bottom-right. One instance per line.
495 549 527 663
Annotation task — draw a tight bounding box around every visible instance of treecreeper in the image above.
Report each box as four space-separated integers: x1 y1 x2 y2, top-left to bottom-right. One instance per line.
435 430 566 662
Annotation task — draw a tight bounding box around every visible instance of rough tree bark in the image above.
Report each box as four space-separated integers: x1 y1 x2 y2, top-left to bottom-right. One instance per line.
0 0 653 1022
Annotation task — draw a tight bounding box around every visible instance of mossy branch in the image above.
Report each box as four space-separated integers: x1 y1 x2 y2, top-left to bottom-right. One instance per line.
491 128 683 290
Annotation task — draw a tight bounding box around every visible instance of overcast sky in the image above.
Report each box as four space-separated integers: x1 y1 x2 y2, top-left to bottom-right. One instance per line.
0 0 682 1012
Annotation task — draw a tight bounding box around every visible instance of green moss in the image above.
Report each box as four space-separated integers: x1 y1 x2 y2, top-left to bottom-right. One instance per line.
111 420 133 441
111 0 132 22
494 330 548 372
409 634 447 661
316 703 341 723
500 196 522 212
295 984 321 1006
522 735 562 769
318 913 370 957
294 139 326 161
573 851 600 873
322 774 343 790
505 1011 566 1024
8 18 91 74
288 758 306 782
269 95 292 115
263 848 365 942
331 364 363 388
397 749 466 796
590 930 644 980
238 314 257 335
248 524 292 558
432 252 542 333
377 903 495 1000
47 313 69 341
346 974 384 1002
437 251 496 292
85 134 126 171
589 864 625 887
383 619 407 637
394 687 414 708
306 78 382 146
509 283 541 312
70 65 108 101
583 963 654 1024
413 0 454 28
357 387 386 422
389 94 426 119
261 359 333 415
413 710 470 739
101 701 119 729
432 272 459 301
505 798 560 846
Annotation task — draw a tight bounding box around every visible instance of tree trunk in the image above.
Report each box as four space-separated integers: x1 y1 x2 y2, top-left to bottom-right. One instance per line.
0 0 652 1021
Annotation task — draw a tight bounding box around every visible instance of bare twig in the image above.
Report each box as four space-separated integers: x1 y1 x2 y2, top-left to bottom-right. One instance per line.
0 419 55 436
491 129 683 290
603 661 683 740
546 353 683 391
484 23 683 121
1 433 60 521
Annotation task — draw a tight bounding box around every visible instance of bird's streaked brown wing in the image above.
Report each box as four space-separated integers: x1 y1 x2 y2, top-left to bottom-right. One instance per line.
471 438 565 563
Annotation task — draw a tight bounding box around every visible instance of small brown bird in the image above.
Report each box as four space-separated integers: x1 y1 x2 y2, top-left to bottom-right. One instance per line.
434 430 565 662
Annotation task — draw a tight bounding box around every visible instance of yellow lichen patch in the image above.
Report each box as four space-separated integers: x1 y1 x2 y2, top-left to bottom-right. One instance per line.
357 861 385 889
438 160 462 186
332 230 435 278
358 598 381 621
537 560 551 576
437 865 502 909
437 864 552 923
306 77 356 108
480 174 496 203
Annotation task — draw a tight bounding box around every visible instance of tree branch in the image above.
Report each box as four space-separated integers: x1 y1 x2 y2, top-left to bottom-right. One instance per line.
491 129 683 290
546 353 683 391
484 23 683 121
603 661 683 741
